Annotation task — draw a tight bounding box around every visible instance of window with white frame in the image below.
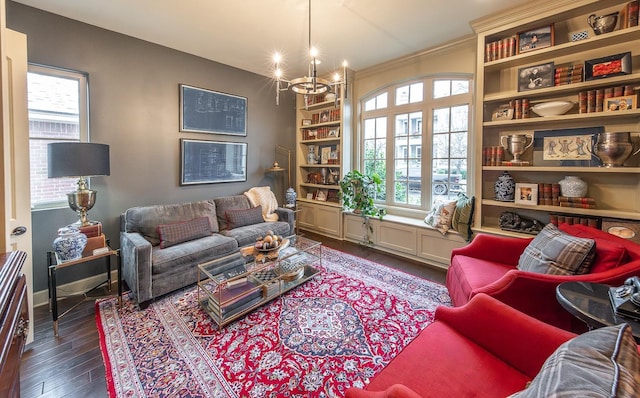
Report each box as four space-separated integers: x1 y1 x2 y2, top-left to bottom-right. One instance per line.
28 65 89 209
360 77 472 213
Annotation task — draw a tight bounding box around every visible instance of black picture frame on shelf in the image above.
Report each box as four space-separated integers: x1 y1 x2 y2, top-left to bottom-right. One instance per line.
532 127 604 167
584 52 631 81
517 62 554 92
180 139 247 185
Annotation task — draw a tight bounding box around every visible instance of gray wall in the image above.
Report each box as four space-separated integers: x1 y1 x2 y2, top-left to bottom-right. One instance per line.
8 2 296 292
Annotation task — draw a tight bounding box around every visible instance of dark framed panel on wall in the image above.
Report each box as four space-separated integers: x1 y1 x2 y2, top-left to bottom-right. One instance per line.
179 84 247 136
180 139 247 185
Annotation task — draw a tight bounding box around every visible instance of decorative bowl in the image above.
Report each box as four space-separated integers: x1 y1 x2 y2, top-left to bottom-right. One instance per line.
531 101 575 117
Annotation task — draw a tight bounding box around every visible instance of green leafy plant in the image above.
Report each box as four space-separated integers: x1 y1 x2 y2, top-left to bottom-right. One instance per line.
339 170 383 217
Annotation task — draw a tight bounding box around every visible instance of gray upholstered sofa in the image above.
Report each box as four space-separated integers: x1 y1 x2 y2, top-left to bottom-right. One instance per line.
120 194 294 307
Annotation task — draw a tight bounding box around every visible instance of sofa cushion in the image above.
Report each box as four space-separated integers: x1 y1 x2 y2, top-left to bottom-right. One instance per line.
451 193 475 242
447 255 514 306
509 324 640 398
221 221 290 247
518 223 595 275
214 195 251 231
123 200 219 245
226 205 264 230
559 223 629 273
157 217 212 249
345 384 422 398
151 234 238 276
365 321 531 398
424 199 457 235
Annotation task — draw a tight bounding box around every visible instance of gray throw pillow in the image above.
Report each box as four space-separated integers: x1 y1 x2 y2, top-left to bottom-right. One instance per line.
517 223 595 275
509 324 640 398
157 216 212 249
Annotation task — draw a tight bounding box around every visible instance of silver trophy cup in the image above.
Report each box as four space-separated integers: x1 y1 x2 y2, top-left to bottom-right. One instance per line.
500 134 533 164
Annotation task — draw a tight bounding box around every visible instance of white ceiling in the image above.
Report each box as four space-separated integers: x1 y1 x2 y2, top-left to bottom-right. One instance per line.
14 0 530 78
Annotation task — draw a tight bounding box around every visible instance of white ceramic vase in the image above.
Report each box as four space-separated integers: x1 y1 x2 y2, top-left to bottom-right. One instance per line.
558 176 587 198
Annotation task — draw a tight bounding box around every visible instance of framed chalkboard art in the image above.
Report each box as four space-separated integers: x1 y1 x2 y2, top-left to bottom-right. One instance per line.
180 84 247 136
180 139 247 185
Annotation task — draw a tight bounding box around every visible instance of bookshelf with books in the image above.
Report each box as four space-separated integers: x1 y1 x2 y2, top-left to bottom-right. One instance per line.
295 73 353 238
473 0 640 237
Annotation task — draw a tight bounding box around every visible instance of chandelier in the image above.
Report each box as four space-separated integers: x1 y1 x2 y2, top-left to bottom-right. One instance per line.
273 0 347 106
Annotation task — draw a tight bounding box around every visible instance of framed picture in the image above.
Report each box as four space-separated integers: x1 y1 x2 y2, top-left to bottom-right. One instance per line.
518 62 554 92
302 119 312 126
328 127 340 137
180 139 247 185
306 193 314 199
585 52 631 80
515 183 538 205
602 218 640 244
319 110 330 123
532 127 604 167
180 84 247 136
517 24 554 54
491 104 514 121
320 146 332 164
605 95 636 112
316 189 328 201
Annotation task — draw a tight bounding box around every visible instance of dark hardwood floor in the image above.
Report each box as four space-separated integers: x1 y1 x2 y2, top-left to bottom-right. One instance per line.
20 232 447 397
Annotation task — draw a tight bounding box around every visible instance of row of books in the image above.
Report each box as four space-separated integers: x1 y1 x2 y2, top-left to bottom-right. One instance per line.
620 1 640 29
301 127 339 140
537 183 560 206
549 214 600 228
482 146 505 166
578 85 635 113
510 98 531 119
310 108 340 124
484 36 516 62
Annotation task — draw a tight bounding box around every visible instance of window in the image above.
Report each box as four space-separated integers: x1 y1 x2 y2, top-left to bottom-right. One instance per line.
360 77 472 214
28 65 89 209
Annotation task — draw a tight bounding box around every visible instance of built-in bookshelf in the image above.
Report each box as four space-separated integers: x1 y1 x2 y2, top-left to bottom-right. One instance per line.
472 0 640 237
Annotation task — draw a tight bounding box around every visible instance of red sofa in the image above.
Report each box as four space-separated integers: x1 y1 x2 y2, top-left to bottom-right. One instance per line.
345 293 576 398
446 224 640 331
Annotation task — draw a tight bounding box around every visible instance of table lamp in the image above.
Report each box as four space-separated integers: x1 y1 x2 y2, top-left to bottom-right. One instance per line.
48 142 110 226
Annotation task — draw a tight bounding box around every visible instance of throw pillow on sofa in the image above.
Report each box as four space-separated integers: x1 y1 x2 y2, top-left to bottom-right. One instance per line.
226 205 265 229
559 223 629 273
157 216 212 249
424 199 457 235
509 324 640 398
451 193 475 242
517 223 595 275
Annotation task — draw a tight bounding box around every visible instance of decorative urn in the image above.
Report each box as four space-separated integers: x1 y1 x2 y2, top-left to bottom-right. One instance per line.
53 226 87 261
494 171 515 201
285 187 297 207
558 176 587 198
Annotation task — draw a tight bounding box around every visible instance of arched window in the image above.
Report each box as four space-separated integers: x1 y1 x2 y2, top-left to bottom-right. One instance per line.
360 76 472 215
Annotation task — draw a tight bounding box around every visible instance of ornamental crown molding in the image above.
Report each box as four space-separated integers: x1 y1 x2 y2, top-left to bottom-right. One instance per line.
471 0 601 34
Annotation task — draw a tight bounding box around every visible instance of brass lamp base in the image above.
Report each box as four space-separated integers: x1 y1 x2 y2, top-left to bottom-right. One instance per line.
67 184 97 227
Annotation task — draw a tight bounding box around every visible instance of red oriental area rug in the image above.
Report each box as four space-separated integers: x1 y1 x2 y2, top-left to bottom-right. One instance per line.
96 244 451 398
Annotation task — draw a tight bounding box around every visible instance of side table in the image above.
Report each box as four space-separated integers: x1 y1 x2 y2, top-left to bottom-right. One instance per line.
47 246 121 336
556 281 640 340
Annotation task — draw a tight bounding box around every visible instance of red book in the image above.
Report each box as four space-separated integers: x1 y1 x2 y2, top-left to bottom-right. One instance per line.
628 1 639 27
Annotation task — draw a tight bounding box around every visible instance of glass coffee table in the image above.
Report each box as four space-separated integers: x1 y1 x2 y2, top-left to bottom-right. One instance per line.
197 235 322 328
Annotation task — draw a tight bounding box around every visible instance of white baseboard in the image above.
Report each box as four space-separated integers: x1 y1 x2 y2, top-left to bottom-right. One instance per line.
33 270 119 308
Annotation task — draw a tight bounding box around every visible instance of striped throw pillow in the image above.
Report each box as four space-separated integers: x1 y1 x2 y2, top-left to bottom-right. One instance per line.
509 324 640 397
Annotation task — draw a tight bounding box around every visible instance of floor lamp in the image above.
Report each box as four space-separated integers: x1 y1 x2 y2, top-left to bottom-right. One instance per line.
267 144 296 207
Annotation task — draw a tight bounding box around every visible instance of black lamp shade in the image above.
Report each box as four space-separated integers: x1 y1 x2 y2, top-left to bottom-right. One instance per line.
48 143 110 178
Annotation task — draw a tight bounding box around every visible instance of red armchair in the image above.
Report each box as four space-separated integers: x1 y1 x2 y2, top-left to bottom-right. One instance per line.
345 294 576 398
446 224 640 331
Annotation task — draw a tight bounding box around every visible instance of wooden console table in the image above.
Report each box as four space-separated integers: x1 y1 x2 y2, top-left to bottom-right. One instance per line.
0 250 29 398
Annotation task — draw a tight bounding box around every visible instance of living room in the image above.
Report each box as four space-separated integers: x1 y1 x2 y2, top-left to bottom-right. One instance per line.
2 0 640 397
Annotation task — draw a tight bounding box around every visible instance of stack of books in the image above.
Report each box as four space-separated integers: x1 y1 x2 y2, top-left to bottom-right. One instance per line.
538 183 560 206
559 196 597 209
206 281 262 321
554 64 583 86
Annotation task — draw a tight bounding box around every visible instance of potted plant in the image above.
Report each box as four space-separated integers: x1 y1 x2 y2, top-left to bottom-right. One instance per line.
339 170 384 245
